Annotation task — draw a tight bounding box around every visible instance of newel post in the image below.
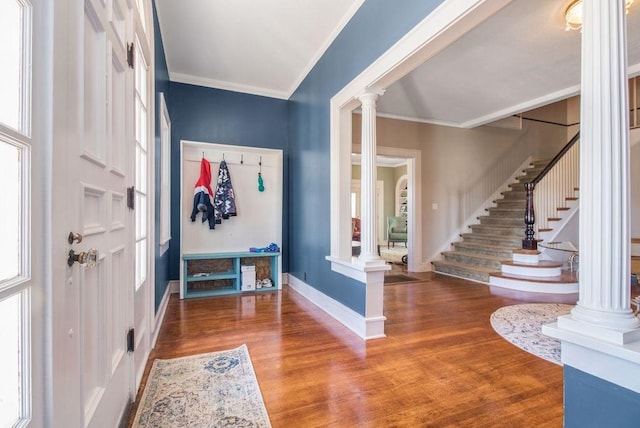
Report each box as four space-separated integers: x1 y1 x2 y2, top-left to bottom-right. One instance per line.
522 182 537 250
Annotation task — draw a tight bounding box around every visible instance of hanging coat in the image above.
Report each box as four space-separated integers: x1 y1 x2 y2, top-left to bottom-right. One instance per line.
190 157 216 229
213 159 237 223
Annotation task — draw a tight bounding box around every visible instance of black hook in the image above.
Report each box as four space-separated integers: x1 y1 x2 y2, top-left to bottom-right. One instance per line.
241 154 244 165
259 156 262 172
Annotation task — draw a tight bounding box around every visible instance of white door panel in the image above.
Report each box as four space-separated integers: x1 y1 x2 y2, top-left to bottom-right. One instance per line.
50 0 153 426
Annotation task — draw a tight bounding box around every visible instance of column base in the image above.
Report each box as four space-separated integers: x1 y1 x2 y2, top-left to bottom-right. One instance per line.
543 321 640 394
355 254 387 267
558 313 640 345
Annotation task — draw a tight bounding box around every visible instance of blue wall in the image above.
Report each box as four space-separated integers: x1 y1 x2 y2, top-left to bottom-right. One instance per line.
564 366 640 427
167 83 289 280
287 0 444 314
153 0 171 312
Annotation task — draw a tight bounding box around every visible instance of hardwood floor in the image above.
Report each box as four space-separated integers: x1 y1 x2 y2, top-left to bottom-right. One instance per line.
129 270 580 427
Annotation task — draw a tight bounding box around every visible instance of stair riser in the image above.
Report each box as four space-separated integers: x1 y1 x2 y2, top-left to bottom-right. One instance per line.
486 208 525 218
508 183 526 191
516 169 545 180
494 200 527 209
470 225 524 236
479 217 524 226
462 234 522 247
432 263 490 283
501 191 527 200
443 253 503 269
452 243 514 258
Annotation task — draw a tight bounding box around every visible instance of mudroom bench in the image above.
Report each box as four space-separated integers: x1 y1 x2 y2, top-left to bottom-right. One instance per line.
181 252 280 299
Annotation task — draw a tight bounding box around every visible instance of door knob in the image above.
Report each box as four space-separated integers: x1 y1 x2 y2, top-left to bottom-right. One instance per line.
67 249 98 268
68 232 83 244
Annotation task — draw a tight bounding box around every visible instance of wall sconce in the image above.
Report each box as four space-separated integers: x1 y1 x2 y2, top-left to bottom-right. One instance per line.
566 0 634 31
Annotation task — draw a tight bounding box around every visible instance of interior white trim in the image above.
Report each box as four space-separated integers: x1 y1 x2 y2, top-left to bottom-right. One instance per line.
151 280 179 348
543 322 640 394
461 84 582 129
287 273 384 340
170 72 290 100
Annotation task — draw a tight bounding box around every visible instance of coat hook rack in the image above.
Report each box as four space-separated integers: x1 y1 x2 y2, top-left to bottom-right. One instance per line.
258 156 265 192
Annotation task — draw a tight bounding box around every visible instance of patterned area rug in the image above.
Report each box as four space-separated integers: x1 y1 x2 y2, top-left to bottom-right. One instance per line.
379 246 408 264
132 344 271 427
490 303 574 366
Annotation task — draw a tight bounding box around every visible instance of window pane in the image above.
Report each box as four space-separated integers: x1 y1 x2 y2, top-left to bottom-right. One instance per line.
135 239 146 289
0 0 23 130
0 292 23 427
0 140 21 282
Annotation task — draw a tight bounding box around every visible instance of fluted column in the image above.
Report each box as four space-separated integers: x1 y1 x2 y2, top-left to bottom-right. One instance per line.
565 0 640 337
357 90 384 264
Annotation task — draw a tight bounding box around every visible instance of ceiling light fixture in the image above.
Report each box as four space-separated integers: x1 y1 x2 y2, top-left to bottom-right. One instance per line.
565 0 634 31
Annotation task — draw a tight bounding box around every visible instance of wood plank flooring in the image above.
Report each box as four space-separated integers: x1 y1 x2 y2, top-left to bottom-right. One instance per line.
128 271 580 427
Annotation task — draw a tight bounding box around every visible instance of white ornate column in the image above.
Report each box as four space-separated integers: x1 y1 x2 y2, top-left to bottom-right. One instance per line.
357 89 385 265
544 0 640 395
560 0 640 340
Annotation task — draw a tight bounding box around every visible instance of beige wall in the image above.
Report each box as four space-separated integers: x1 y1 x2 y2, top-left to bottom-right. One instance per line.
353 107 568 266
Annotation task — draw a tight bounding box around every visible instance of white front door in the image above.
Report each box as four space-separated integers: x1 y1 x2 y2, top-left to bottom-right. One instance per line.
50 0 153 425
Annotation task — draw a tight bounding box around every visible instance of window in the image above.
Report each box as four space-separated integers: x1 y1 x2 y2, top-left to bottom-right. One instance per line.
0 141 22 283
134 35 149 289
0 1 32 425
159 93 171 255
0 0 30 134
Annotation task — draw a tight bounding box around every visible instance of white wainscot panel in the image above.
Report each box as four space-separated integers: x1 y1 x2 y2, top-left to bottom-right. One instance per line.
110 191 125 231
82 183 107 236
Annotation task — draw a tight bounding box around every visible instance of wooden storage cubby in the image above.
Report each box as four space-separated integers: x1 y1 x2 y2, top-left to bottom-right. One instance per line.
181 252 280 299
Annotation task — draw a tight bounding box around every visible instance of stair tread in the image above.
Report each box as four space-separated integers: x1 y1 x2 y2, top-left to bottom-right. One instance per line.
432 260 498 274
442 250 509 262
453 242 517 251
478 215 523 220
461 232 523 240
487 207 525 211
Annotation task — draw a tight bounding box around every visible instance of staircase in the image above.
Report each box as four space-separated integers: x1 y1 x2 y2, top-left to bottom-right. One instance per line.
432 160 548 283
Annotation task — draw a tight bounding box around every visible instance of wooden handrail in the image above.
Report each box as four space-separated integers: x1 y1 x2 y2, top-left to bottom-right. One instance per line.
522 131 580 250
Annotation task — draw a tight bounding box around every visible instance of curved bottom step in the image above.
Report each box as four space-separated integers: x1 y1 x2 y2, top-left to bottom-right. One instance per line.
489 271 578 294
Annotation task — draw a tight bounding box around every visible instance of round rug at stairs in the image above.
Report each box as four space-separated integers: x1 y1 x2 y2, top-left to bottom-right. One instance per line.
490 303 573 365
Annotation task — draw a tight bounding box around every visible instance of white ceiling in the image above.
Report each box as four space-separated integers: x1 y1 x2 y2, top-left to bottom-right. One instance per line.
156 0 640 127
155 0 364 99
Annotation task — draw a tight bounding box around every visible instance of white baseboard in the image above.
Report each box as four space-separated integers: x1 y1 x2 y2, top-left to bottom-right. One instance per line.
152 280 179 348
287 274 382 340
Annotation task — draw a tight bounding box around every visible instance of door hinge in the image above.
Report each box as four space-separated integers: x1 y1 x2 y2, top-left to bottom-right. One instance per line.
127 328 135 353
127 42 135 69
127 186 135 210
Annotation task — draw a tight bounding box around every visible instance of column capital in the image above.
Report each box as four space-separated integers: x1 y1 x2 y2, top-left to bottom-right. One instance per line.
356 88 385 105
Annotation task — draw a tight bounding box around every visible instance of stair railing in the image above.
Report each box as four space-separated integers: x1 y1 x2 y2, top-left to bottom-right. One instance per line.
523 131 581 250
